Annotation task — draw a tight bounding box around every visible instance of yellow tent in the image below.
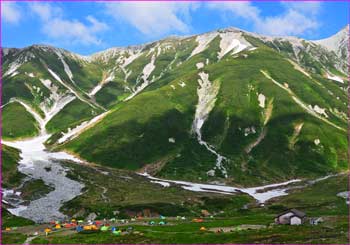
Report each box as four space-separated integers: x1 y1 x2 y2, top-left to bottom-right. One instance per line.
200 226 207 231
55 224 61 229
45 228 52 236
5 227 11 231
83 225 92 230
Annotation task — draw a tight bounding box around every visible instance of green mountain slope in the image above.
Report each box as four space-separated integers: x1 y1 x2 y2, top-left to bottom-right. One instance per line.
3 26 348 185
2 101 40 139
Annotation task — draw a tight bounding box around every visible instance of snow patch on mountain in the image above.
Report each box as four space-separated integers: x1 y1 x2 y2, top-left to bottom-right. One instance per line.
178 81 186 88
309 105 328 118
10 71 19 77
27 72 35 78
258 94 266 108
125 54 156 101
217 32 249 59
38 78 76 125
190 32 218 58
2 133 84 222
55 50 74 83
58 111 109 144
4 62 21 77
42 95 76 125
121 49 144 68
140 172 304 203
89 71 115 96
47 68 100 110
326 73 344 83
4 50 36 77
196 62 204 69
150 180 170 187
192 72 227 178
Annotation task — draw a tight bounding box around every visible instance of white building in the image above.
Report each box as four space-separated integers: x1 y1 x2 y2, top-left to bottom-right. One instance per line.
275 209 306 225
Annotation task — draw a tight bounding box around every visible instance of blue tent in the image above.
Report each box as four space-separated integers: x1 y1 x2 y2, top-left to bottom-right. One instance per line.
76 226 83 232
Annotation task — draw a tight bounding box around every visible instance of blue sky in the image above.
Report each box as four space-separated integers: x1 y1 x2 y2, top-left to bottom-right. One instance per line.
2 1 349 55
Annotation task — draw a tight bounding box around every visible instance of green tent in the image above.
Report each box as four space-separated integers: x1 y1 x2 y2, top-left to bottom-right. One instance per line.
159 221 166 225
112 230 121 236
100 226 109 231
149 221 155 225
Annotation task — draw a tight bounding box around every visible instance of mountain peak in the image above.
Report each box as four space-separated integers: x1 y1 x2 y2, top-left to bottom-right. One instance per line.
314 25 348 61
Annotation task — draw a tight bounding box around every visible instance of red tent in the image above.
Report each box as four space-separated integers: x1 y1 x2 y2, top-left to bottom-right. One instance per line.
94 221 102 226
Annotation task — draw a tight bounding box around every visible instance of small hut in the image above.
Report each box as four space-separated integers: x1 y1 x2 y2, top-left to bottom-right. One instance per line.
275 209 306 225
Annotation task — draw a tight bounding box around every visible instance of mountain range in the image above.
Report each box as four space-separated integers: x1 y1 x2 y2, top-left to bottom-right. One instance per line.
2 25 348 186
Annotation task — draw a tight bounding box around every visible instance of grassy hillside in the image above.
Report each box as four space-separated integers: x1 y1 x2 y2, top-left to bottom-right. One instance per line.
2 145 25 188
61 71 199 170
61 46 347 185
46 99 101 134
2 102 39 140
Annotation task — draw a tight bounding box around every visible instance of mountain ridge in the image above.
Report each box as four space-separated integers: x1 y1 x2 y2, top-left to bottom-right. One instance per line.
2 25 348 186
3 25 348 59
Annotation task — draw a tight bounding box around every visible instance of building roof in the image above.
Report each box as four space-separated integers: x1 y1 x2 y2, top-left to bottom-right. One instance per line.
277 209 306 218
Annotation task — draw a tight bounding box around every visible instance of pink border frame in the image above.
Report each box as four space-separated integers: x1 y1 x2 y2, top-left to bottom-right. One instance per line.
0 1 349 245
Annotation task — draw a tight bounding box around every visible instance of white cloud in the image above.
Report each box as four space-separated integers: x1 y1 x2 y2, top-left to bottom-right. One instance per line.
282 2 321 16
104 2 198 37
42 17 108 45
30 2 62 21
208 2 260 22
2 2 21 24
255 10 319 36
207 1 322 37
30 3 108 45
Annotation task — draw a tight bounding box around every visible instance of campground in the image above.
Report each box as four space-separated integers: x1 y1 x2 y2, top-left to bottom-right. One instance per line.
2 159 349 244
2 214 348 244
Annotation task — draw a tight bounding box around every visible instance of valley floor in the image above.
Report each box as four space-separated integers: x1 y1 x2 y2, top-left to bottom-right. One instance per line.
2 214 348 244
2 161 349 244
